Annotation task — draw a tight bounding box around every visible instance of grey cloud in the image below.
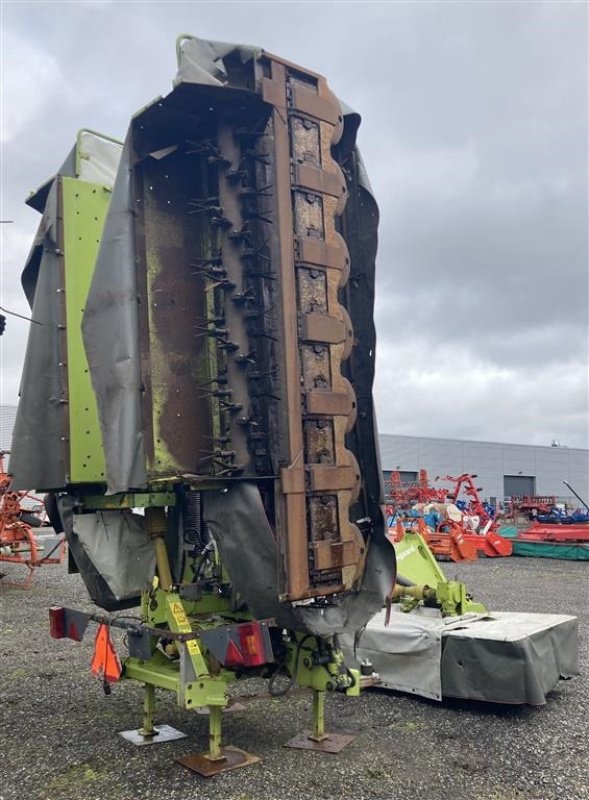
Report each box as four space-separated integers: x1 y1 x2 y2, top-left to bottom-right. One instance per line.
1 1 587 449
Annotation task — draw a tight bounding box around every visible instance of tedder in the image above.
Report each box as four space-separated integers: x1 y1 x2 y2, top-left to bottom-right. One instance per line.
9 34 578 776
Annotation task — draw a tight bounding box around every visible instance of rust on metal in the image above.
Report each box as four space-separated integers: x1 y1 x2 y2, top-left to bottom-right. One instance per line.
305 391 354 417
300 313 346 344
295 164 345 198
312 540 359 571
290 84 341 125
297 237 349 272
123 44 379 601
308 465 357 493
263 59 310 599
177 746 260 777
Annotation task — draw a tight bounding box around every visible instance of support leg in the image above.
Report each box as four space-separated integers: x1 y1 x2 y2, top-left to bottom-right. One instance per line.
284 689 356 753
119 683 186 746
207 705 225 762
309 690 327 742
139 683 157 738
176 703 260 776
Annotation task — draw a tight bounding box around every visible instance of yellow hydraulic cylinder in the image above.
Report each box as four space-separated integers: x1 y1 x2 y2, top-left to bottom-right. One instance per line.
146 507 173 591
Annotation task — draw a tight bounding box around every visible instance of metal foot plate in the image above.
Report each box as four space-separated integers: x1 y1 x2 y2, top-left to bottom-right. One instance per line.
177 746 260 777
284 731 356 753
119 724 187 746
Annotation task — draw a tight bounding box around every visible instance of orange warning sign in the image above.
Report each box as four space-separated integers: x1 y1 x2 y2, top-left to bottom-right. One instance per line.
91 623 122 684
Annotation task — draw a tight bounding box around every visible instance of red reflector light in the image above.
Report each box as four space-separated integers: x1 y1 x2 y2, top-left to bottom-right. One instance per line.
238 622 266 667
224 639 244 668
49 606 65 639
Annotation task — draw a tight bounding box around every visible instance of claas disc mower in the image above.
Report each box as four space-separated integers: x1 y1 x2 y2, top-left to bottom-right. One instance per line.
9 35 579 779
10 35 393 774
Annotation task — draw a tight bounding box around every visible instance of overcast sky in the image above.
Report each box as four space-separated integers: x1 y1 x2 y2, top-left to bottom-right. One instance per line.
1 1 587 449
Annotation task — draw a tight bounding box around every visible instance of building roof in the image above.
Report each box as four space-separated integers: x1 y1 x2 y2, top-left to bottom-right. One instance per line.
378 432 588 454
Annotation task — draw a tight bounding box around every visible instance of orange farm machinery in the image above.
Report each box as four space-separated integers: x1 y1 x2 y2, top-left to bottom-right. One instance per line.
0 452 66 588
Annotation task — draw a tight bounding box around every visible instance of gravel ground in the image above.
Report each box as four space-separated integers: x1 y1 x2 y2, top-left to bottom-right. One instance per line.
0 552 587 800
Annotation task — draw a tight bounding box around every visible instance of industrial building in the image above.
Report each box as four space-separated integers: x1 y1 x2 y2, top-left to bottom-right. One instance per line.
0 404 17 452
379 433 589 505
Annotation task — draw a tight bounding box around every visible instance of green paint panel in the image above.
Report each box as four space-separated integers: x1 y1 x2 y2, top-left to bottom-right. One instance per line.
62 178 110 482
394 532 487 615
394 531 447 588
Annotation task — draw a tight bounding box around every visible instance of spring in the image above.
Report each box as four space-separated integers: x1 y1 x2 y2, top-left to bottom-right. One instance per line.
183 491 208 551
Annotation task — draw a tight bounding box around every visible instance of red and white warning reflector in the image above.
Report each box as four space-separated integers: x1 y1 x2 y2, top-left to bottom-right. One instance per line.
238 622 268 667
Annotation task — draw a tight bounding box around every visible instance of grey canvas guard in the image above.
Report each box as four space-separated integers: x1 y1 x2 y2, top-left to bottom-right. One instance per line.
10 180 71 491
439 611 579 705
341 606 447 701
203 482 395 637
343 607 579 705
76 130 121 187
56 495 154 609
72 511 155 601
10 132 122 491
173 35 258 87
